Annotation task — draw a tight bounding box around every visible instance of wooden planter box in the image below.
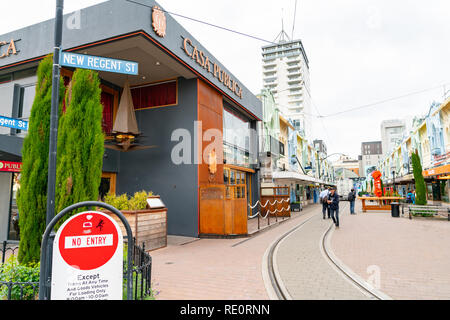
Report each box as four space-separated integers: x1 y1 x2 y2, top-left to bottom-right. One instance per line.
101 207 167 251
358 196 404 212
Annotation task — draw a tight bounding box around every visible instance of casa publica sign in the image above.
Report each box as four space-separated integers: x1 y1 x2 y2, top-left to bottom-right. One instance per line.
0 39 20 58
183 37 243 99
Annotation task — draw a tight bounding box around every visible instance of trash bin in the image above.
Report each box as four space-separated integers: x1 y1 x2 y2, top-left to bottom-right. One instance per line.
391 202 400 217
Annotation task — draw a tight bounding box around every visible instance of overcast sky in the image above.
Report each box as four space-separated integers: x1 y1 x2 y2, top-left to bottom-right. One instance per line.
1 0 449 160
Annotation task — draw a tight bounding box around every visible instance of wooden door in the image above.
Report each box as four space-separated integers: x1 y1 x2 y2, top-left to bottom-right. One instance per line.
199 185 225 235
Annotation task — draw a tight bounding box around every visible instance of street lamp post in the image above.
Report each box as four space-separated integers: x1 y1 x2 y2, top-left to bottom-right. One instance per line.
391 165 396 194
318 153 348 185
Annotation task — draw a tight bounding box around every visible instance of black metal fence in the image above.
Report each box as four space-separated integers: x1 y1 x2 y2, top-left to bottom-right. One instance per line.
125 238 153 300
1 238 153 300
1 241 19 264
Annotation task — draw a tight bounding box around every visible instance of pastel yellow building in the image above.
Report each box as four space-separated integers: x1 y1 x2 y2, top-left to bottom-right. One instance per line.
378 97 450 203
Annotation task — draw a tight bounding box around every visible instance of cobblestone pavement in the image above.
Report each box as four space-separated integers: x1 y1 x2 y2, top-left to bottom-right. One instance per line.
331 200 450 300
275 202 372 300
150 204 320 300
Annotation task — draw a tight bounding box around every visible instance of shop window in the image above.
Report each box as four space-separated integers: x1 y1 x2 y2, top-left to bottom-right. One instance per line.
224 168 247 199
223 106 255 168
131 80 177 110
59 69 117 136
224 169 229 184
230 170 235 185
101 92 114 134
8 173 20 240
99 172 116 201
279 142 285 156
18 84 36 122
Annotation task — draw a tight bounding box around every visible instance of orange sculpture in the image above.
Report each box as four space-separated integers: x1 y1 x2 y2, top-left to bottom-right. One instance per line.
371 170 382 197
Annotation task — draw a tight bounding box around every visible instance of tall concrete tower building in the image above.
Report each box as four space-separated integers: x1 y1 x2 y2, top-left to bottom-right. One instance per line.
261 30 312 140
380 119 406 156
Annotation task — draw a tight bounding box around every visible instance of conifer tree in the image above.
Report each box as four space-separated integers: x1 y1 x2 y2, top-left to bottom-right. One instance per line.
54 68 104 224
17 56 65 264
411 150 427 205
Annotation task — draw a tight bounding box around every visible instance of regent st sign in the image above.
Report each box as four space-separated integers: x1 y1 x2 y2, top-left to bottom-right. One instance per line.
60 51 139 75
0 39 20 59
182 38 243 99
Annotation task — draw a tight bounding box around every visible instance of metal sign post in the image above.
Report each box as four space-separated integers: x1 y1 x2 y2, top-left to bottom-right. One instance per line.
45 0 64 228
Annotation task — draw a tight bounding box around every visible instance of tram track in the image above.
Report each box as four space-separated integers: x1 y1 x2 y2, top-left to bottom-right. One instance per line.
265 214 316 300
320 219 384 300
265 204 389 300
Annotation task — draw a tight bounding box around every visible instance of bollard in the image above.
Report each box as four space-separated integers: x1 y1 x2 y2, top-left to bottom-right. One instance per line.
2 240 6 264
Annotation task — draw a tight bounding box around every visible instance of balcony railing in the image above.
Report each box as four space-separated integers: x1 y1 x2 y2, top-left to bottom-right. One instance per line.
259 134 281 157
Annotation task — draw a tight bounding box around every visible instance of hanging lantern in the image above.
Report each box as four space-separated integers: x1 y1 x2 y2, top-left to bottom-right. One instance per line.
105 80 155 152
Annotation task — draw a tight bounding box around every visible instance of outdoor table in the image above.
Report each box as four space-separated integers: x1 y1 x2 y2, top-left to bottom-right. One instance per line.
357 196 405 212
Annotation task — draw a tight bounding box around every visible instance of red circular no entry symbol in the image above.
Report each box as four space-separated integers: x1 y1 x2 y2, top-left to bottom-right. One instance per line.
58 212 119 271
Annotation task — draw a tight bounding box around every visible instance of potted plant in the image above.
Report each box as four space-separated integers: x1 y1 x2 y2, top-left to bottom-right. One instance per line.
102 190 167 251
290 201 302 212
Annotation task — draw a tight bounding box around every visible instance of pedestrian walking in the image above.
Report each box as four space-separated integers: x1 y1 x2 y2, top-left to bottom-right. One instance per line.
327 187 340 228
319 187 331 219
406 190 415 204
347 188 356 214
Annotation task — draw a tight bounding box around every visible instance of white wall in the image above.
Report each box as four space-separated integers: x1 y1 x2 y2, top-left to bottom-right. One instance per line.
0 82 15 135
0 75 37 134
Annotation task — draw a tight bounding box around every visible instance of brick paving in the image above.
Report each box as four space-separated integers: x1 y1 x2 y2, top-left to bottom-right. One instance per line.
274 203 372 300
331 200 450 300
150 205 319 300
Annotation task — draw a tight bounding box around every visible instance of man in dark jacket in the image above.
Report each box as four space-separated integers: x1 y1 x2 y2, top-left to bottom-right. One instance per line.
348 188 356 214
319 188 331 219
327 187 340 228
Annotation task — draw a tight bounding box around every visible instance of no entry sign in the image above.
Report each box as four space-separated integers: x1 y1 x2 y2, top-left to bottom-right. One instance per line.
51 211 123 300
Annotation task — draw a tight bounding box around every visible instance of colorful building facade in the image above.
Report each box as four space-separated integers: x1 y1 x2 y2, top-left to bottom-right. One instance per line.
378 98 450 203
258 89 335 206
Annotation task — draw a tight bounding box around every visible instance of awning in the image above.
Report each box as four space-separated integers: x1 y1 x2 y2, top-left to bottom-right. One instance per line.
272 170 316 183
396 174 414 183
272 171 336 186
423 164 450 177
0 134 23 162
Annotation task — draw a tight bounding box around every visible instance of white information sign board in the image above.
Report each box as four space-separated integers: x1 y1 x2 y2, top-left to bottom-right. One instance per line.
146 198 165 209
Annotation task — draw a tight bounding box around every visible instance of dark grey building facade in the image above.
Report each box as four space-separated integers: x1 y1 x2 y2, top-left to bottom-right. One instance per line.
0 0 262 240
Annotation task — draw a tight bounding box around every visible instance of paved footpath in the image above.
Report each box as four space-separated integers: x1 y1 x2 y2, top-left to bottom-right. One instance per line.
275 202 373 300
331 200 450 300
150 204 320 300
